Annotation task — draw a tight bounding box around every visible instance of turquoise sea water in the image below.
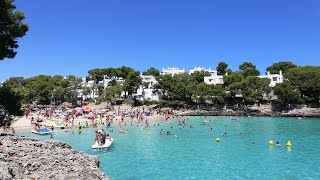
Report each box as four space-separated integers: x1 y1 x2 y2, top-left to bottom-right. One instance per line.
17 117 320 180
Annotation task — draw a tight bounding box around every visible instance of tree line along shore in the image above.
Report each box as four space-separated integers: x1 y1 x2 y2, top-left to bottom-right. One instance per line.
0 61 320 122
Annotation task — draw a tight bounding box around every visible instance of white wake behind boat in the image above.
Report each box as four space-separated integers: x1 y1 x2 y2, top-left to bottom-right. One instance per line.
92 138 114 149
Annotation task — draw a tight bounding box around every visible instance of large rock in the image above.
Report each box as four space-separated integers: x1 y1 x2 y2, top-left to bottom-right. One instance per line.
0 135 108 180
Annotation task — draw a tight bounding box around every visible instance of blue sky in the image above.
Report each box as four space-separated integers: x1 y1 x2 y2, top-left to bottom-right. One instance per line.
1 0 319 81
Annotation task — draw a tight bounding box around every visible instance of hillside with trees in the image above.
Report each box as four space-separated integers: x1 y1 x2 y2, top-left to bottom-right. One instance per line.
1 60 320 116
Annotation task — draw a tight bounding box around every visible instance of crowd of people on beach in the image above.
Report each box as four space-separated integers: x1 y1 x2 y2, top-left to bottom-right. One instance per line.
3 104 291 149
24 105 180 135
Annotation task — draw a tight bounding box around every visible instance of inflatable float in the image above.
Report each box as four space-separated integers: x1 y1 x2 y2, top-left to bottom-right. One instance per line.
31 128 52 135
106 125 115 129
92 138 113 149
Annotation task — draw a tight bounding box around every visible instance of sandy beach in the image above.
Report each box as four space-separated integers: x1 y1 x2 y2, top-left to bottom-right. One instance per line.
1 103 193 134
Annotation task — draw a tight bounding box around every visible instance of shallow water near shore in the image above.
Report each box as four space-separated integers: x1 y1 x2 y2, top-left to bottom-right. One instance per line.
17 116 320 179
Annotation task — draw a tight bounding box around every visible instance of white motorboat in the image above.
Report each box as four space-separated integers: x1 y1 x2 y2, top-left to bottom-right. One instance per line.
92 138 113 149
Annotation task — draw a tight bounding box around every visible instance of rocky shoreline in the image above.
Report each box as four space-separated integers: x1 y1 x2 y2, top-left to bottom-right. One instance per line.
182 107 320 118
0 134 108 180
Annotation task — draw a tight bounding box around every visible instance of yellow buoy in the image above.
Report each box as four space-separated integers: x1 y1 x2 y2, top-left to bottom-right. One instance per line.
268 140 274 145
286 141 292 146
216 137 220 142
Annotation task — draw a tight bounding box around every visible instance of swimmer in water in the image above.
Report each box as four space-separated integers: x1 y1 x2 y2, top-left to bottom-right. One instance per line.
78 125 82 134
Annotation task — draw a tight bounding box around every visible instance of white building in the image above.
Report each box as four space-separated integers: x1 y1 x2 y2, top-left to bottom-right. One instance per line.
189 67 224 85
98 76 112 89
140 75 157 88
135 88 159 101
189 66 216 75
80 78 95 88
161 67 185 77
78 76 125 100
98 75 124 89
258 71 283 87
187 66 224 85
78 79 99 100
134 75 159 101
204 73 224 85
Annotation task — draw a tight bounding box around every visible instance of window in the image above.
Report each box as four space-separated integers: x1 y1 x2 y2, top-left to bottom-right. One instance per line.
272 77 277 81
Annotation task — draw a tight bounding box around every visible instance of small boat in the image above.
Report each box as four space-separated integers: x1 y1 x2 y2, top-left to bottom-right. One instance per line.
31 128 53 135
92 138 113 149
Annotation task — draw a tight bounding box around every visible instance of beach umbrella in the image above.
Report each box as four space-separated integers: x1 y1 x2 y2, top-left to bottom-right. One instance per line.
74 107 82 112
83 106 91 112
74 107 83 113
88 112 95 118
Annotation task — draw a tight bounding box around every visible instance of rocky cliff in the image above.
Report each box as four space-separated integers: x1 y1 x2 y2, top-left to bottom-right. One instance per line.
0 134 108 180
